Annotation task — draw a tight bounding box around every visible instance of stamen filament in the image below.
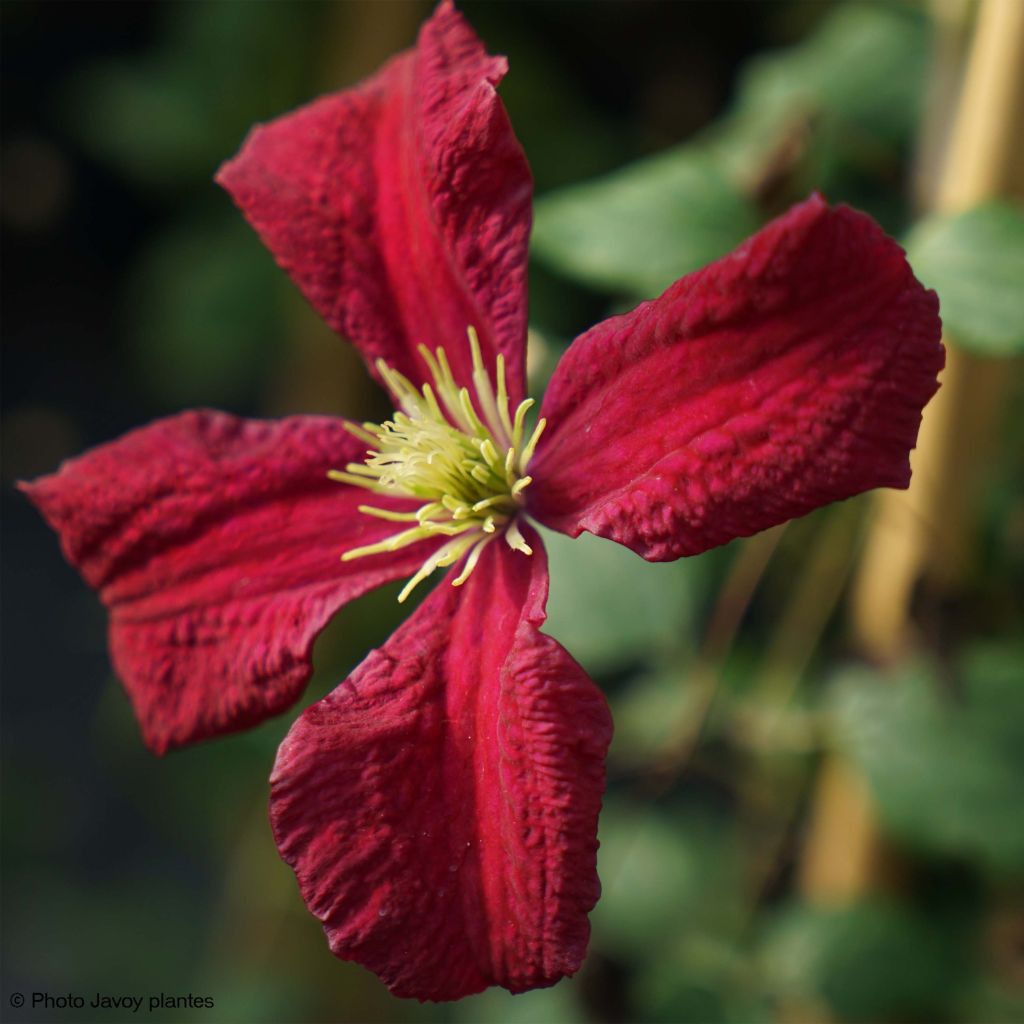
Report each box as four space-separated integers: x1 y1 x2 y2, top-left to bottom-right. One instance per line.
511 398 535 454
397 533 480 603
458 388 489 437
328 469 391 494
357 505 429 523
451 535 491 587
495 354 515 445
520 418 546 471
472 495 509 513
505 519 533 556
342 422 380 446
334 331 540 599
341 526 434 561
467 326 508 446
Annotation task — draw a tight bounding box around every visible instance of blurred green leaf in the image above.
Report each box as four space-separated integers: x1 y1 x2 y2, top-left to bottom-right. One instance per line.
760 902 962 1022
126 214 284 406
634 972 730 1024
714 2 927 183
533 149 758 297
540 527 698 672
7 871 207 997
954 977 1024 1024
593 799 742 959
610 666 699 763
829 645 1024 874
68 3 315 186
531 4 927 298
638 960 769 1024
630 916 764 1024
905 202 1024 356
197 972 308 1024
456 984 585 1024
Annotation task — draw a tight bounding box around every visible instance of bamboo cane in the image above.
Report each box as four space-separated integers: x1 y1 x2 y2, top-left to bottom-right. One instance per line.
800 0 1024 904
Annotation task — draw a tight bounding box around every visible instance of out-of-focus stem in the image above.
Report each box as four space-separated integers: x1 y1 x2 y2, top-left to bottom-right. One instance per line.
801 0 1024 905
648 524 787 784
749 505 859 721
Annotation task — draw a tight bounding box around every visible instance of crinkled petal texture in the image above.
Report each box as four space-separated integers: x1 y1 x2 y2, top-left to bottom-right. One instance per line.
270 529 612 1001
21 411 436 754
216 0 532 403
527 195 944 560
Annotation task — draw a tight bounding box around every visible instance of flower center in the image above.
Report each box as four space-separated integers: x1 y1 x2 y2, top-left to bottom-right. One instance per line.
329 327 545 603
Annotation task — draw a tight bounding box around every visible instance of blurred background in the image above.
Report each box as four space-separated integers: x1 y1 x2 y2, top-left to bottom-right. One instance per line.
2 1 1022 1022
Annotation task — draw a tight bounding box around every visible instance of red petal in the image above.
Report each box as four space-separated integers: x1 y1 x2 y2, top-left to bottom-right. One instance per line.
270 528 612 1000
216 1 532 402
21 410 435 754
527 195 944 560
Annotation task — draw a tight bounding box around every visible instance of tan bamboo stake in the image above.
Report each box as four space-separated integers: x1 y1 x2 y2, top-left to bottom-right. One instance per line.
801 0 1024 904
853 0 1024 658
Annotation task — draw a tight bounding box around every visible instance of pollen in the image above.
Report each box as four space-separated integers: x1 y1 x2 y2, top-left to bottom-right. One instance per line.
329 327 545 602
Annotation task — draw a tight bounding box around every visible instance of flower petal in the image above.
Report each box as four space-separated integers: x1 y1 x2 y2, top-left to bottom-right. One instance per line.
21 410 435 754
270 528 612 1000
527 195 944 560
216 1 532 402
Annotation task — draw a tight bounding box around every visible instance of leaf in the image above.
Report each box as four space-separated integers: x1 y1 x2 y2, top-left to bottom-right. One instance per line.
609 666 701 764
905 202 1024 356
67 3 315 187
532 150 759 298
540 527 700 673
125 214 284 406
592 799 742 960
715 2 927 184
456 984 586 1024
530 4 927 298
760 902 963 1022
828 645 1024 874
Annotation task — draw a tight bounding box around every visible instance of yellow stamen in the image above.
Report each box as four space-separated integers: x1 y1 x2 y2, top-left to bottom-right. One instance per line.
331 327 542 600
451 535 491 587
505 519 533 556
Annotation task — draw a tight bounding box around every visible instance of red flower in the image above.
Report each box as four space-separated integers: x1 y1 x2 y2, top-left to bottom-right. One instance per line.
23 1 943 1002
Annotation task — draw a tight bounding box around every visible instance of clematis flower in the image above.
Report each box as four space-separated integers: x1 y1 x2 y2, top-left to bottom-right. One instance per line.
23 0 943 1003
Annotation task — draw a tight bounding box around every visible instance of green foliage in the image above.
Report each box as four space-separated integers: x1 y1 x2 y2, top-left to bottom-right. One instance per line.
456 984 585 1024
532 151 758 297
540 527 699 672
67 3 316 187
593 800 743 959
905 202 1024 356
954 977 1024 1024
609 665 701 761
594 800 762 1024
125 214 284 406
532 3 928 297
829 645 1024 874
5 873 208 1002
760 902 963 1022
714 2 927 180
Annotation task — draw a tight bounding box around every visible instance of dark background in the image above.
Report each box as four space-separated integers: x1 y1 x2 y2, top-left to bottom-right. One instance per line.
3 3 1022 1023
